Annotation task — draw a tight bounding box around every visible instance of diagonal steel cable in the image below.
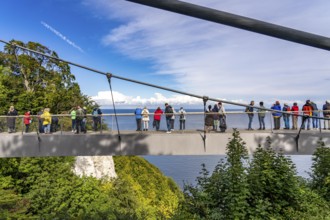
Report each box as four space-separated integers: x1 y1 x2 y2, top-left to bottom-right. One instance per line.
0 39 329 122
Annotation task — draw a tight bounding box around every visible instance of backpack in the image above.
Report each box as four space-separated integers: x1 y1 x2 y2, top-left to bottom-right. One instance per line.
180 112 184 120
167 107 174 117
76 109 83 120
142 109 149 117
219 117 227 132
283 106 290 112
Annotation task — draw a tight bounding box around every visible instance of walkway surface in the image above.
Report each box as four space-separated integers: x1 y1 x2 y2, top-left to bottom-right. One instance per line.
0 129 329 158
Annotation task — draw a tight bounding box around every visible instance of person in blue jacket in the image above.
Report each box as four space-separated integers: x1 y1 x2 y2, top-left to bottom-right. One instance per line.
271 101 282 130
134 107 142 131
245 101 255 130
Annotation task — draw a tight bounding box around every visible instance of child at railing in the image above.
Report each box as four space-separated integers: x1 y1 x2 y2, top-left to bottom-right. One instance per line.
24 110 31 133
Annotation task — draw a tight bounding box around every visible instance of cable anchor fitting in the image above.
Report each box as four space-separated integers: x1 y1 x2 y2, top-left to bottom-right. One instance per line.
202 96 209 105
106 72 113 80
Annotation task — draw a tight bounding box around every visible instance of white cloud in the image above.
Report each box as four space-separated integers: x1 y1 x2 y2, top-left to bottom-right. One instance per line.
91 90 327 110
91 91 201 107
86 0 330 102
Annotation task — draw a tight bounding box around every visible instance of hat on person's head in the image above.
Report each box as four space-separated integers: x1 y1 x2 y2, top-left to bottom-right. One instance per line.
83 107 87 110
180 107 183 109
306 100 310 103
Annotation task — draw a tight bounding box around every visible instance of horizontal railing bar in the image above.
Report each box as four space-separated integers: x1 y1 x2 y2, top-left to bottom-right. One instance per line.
0 110 329 118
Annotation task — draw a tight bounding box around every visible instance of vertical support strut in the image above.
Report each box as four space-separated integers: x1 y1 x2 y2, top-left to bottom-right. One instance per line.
200 96 209 152
106 73 122 152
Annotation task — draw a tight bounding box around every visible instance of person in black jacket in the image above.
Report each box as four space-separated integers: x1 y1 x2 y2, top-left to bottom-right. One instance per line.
92 107 102 131
205 105 214 133
323 100 330 130
7 106 18 133
164 103 173 133
245 101 255 130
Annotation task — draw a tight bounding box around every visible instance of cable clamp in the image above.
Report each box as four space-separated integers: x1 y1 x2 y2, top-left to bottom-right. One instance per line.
106 72 113 79
202 96 209 105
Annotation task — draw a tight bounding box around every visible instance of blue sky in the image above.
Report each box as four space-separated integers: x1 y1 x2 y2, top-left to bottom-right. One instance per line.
1 0 330 109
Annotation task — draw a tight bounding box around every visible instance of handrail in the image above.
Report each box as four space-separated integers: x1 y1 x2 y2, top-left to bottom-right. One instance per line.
0 110 329 118
0 111 328 134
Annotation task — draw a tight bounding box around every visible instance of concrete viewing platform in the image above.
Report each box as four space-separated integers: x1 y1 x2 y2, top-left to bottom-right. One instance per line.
1 129 330 158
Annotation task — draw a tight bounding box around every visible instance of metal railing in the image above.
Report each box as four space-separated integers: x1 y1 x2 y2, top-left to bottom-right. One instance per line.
0 110 329 135
105 111 328 133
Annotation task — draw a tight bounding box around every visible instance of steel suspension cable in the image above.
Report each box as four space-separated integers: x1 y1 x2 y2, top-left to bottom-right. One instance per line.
106 73 122 145
0 39 329 122
11 44 42 145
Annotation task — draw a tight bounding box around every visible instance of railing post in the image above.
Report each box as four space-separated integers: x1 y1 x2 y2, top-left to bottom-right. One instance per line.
60 117 63 135
100 117 103 134
269 111 273 133
21 117 24 135
111 114 114 133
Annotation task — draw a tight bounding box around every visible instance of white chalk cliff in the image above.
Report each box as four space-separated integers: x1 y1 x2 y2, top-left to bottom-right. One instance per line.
73 156 117 179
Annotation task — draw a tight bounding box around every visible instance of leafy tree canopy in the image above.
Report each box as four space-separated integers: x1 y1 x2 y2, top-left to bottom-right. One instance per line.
179 131 330 220
0 39 96 115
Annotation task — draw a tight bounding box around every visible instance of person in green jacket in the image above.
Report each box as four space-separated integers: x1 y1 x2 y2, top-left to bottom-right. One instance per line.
70 107 77 132
257 101 266 130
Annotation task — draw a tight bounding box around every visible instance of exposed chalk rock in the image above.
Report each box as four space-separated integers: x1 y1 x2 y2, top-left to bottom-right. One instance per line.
73 156 117 179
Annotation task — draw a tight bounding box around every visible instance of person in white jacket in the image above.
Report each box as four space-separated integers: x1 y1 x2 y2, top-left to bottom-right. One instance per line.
179 107 186 130
218 102 227 132
142 106 150 131
170 107 176 131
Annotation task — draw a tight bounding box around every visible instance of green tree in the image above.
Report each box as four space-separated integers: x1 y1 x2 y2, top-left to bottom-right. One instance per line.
0 40 88 114
247 137 301 218
0 156 183 219
114 156 183 219
0 65 16 115
309 139 330 201
179 133 330 220
0 188 30 219
182 129 250 219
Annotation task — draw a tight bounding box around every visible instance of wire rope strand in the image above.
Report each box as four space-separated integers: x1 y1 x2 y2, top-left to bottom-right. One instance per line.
0 39 329 122
107 74 122 145
11 44 42 144
295 116 308 152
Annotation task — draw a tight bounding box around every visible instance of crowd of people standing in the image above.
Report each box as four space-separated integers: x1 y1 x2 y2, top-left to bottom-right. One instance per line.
135 102 227 133
245 100 330 130
134 103 187 133
2 105 103 134
2 100 330 134
134 100 330 133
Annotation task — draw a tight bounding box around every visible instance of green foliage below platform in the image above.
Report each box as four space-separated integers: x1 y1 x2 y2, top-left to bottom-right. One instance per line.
0 156 182 219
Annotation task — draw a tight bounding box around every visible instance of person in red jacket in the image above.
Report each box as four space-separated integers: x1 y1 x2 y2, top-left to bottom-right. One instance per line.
291 102 299 130
24 110 32 133
153 107 163 131
302 100 313 130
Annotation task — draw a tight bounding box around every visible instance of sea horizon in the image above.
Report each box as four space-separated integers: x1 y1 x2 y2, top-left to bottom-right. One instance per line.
101 108 313 189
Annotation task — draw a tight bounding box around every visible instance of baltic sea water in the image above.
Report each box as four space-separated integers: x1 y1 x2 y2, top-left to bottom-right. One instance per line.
102 109 313 189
